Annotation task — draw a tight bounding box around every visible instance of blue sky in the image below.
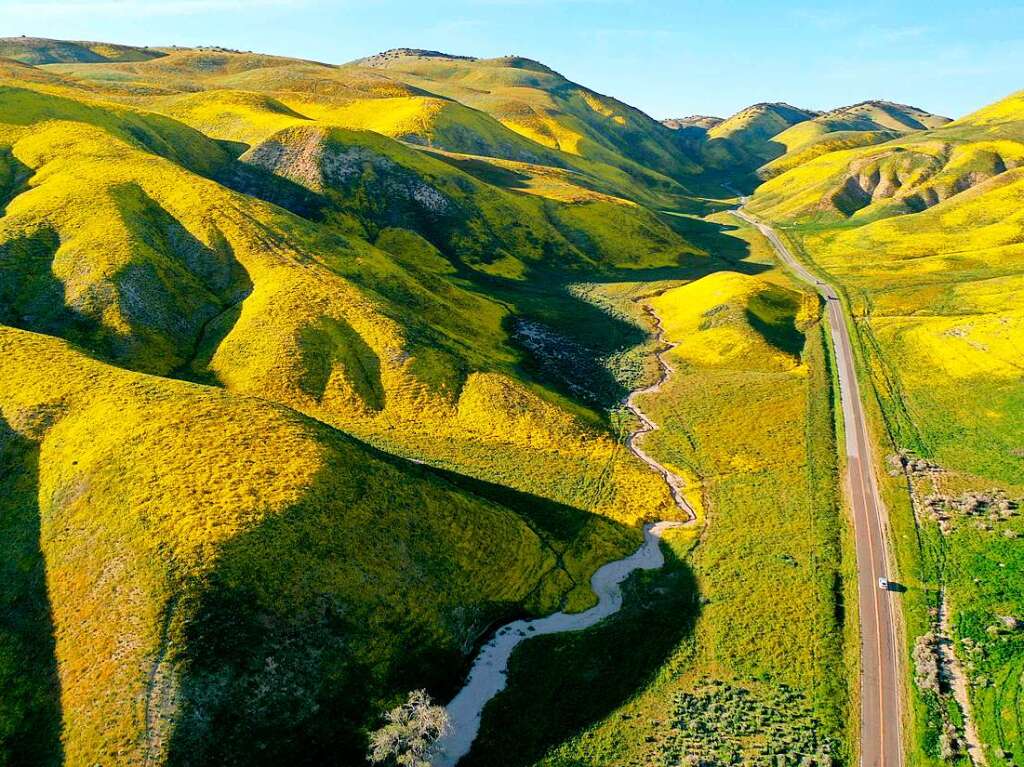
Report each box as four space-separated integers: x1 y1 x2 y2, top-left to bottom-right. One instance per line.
1 0 1021 120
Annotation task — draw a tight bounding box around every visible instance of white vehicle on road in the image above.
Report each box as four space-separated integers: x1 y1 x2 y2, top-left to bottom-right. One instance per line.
878 577 890 591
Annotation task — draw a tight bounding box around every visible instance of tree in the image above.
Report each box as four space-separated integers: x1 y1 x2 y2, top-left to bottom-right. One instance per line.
368 690 450 767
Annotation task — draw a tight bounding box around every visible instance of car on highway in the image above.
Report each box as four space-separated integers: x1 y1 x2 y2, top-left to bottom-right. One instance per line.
878 577 890 591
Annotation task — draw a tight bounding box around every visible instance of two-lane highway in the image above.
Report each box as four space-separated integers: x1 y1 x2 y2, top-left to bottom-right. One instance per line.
733 207 903 767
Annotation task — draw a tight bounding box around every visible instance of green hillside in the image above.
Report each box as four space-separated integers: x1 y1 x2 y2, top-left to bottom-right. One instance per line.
757 101 948 179
1 325 611 766
351 49 703 185
0 50 702 765
40 46 706 208
698 102 817 177
0 36 164 65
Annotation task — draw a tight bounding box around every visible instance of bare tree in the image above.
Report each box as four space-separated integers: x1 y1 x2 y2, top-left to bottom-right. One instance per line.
368 690 450 767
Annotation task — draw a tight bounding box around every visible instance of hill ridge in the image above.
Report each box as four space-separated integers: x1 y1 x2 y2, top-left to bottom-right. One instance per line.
0 35 165 64
355 47 478 66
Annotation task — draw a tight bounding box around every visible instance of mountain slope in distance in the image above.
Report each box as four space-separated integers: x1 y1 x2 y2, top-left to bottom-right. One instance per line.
0 36 165 64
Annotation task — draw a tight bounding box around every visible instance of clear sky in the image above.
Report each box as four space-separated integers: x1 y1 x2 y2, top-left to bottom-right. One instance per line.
1 0 1021 120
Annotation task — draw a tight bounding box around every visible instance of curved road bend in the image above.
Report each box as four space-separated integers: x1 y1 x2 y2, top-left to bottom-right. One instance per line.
733 207 903 767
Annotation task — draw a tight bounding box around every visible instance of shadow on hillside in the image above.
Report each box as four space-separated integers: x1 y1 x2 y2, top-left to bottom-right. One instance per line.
462 542 700 767
697 136 787 195
216 158 329 220
658 214 760 266
0 417 64 766
422 464 605 546
431 154 533 190
164 428 637 767
0 226 107 350
0 188 257 385
747 305 806 359
745 285 807 359
0 149 33 218
108 184 255 380
473 217 771 412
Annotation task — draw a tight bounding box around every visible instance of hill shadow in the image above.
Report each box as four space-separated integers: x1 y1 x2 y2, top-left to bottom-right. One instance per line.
163 428 638 767
465 216 771 412
422 464 602 546
461 541 699 767
0 226 107 352
109 184 254 379
696 136 788 195
0 148 33 218
215 158 329 220
745 286 807 359
429 153 533 191
0 416 63 766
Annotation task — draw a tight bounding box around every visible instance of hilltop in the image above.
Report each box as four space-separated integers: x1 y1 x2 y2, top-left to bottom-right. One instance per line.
663 115 724 131
0 35 164 64
355 48 485 65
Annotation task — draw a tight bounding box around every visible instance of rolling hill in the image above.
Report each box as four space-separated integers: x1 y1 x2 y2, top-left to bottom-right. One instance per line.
0 40 706 766
0 36 165 65
39 46 707 207
2 325 599 765
757 100 951 179
697 102 818 178
676 99 950 187
350 49 703 184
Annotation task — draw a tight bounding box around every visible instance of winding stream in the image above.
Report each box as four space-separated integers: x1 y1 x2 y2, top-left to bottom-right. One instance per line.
430 299 695 766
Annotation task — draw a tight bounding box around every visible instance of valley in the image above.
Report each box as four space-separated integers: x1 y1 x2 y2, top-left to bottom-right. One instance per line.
0 34 1020 767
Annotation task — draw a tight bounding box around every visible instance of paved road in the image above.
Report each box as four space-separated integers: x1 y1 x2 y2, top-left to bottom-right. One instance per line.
733 207 903 767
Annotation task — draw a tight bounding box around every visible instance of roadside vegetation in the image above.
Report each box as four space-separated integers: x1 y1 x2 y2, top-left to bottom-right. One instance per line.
749 92 1024 767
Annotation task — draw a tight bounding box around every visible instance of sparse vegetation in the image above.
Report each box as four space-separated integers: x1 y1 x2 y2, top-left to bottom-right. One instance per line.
666 679 840 767
369 690 449 767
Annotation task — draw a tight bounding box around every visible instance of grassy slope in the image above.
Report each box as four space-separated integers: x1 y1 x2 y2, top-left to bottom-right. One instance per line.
461 213 852 767
0 79 693 524
43 48 701 209
1 325 615 766
699 102 817 183
0 37 165 65
351 50 702 183
749 89 1024 767
0 62 710 765
755 101 949 181
773 102 950 154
